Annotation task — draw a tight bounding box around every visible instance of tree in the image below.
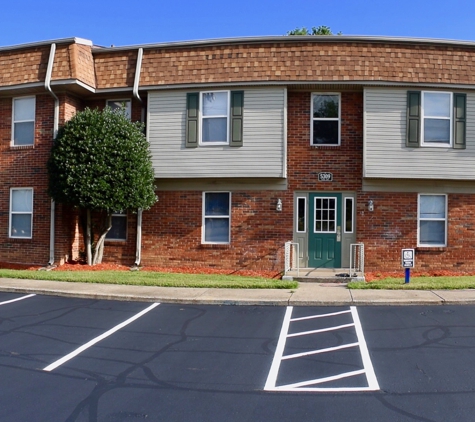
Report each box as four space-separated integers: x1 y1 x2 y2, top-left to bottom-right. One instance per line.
48 107 157 265
286 26 341 36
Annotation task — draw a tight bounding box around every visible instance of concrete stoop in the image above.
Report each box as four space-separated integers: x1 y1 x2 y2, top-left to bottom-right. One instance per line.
283 268 365 283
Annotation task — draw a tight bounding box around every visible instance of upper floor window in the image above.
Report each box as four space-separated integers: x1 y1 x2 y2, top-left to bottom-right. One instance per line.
202 92 228 144
418 194 447 247
407 91 466 149
106 99 131 120
10 188 33 238
422 92 452 145
12 97 35 146
186 91 244 148
311 93 340 145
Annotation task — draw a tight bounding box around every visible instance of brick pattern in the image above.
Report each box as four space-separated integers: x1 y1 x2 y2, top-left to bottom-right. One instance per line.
138 191 287 271
0 94 54 264
4 38 475 272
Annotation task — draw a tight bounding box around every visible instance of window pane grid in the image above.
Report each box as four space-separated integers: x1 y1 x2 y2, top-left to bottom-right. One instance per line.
314 197 337 233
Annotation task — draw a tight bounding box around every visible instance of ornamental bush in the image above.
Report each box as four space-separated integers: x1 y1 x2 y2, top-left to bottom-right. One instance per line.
48 107 157 264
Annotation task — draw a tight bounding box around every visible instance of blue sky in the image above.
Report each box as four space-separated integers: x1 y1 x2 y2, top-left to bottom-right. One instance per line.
2 0 474 48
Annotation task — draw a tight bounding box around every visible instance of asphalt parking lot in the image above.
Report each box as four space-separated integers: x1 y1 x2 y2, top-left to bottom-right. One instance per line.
1 293 475 421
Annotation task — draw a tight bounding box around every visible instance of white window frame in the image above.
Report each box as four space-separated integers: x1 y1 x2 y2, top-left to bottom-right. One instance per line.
106 99 132 120
199 91 230 146
344 197 354 234
421 91 453 147
310 93 341 146
202 192 231 244
9 188 33 239
296 196 307 233
106 212 127 241
314 196 338 234
12 96 36 146
417 193 447 247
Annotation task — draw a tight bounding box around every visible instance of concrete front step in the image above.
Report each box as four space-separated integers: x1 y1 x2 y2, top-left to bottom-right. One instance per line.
284 268 365 283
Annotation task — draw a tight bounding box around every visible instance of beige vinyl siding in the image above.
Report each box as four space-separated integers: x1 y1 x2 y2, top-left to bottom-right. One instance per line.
364 88 475 180
148 88 285 178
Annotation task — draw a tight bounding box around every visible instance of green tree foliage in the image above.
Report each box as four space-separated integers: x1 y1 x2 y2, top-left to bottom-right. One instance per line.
48 107 157 264
287 26 341 36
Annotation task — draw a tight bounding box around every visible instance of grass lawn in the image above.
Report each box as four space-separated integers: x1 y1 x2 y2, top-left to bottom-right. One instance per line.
0 268 298 289
348 276 475 290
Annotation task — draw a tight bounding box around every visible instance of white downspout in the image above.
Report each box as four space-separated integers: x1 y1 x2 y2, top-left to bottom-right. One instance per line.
45 43 59 266
133 48 144 267
134 209 143 267
133 48 143 103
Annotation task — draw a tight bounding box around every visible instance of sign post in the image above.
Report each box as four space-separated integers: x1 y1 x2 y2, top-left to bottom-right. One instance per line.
402 249 415 284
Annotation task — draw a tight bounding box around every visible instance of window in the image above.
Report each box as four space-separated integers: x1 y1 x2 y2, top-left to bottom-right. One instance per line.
407 91 466 149
418 194 447 247
311 93 340 145
422 92 452 145
10 188 33 238
106 99 131 120
201 92 228 144
106 212 127 241
12 97 35 146
296 197 307 233
344 197 354 233
203 192 231 244
186 91 243 148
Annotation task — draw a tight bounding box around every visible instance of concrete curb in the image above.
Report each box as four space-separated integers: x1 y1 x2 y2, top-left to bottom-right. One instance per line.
0 278 474 306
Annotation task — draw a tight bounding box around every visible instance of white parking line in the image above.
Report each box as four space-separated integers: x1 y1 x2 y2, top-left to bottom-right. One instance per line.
0 294 36 306
43 302 160 372
264 306 379 392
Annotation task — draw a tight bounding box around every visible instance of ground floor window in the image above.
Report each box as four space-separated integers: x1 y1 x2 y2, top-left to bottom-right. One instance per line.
418 194 447 246
10 188 33 238
203 192 231 244
106 212 127 240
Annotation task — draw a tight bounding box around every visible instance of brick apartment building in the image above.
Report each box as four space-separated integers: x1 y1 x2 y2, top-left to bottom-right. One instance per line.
1 35 475 274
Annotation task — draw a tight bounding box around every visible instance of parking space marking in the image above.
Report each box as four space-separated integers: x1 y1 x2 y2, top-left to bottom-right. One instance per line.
0 294 36 306
43 302 160 372
264 306 380 392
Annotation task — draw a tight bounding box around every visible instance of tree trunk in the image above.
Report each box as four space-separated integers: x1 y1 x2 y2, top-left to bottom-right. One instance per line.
93 213 112 265
86 209 92 265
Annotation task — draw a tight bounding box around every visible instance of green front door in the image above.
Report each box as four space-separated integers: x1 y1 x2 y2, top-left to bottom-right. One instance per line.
308 193 342 268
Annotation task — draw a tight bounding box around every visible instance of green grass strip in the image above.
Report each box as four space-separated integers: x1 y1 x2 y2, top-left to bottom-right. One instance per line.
348 276 475 290
0 269 297 289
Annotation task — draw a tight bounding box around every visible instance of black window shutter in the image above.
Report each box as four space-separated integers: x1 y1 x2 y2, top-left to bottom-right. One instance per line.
453 93 466 149
406 91 421 148
186 93 199 148
230 91 244 147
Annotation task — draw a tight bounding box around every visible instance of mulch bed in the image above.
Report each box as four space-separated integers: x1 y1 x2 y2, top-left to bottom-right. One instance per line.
1 262 473 282
0 261 282 279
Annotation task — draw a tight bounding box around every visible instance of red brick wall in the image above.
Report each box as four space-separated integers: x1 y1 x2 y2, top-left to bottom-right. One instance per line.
0 94 54 264
138 191 289 271
287 91 363 192
3 87 475 274
357 193 475 272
